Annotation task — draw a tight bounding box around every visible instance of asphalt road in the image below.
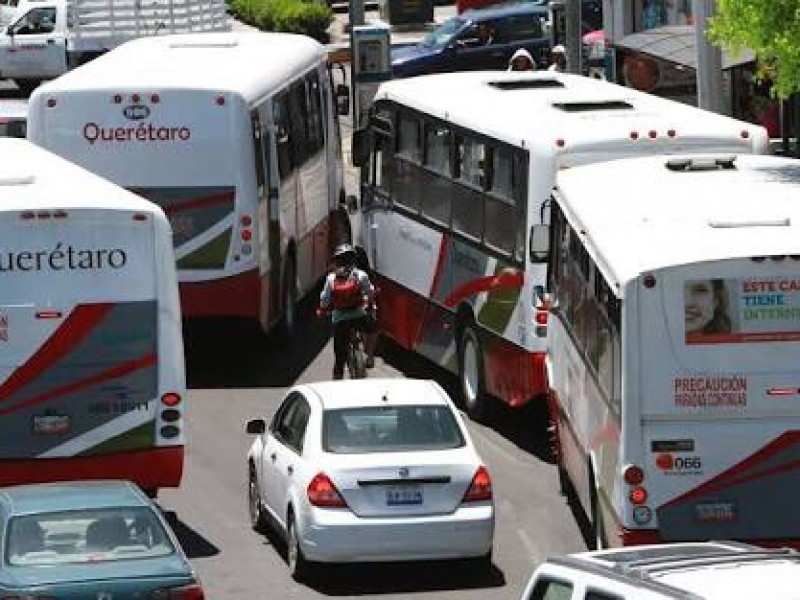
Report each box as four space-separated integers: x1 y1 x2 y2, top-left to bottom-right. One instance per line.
159 299 589 599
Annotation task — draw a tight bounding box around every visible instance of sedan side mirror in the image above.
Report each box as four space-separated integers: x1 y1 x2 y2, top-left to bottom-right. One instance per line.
246 418 266 435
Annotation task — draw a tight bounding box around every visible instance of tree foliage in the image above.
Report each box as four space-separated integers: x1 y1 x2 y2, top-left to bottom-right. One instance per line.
709 0 800 99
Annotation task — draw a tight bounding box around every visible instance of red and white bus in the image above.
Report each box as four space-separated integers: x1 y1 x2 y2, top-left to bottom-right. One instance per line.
0 139 184 495
539 153 800 549
28 31 349 335
353 70 768 420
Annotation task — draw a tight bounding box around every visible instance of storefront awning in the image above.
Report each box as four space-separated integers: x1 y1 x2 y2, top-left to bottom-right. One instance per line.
615 25 754 70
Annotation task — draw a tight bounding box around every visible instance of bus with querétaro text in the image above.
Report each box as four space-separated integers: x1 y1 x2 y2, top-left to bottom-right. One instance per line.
352 70 768 421
0 138 184 496
27 31 350 336
537 153 800 549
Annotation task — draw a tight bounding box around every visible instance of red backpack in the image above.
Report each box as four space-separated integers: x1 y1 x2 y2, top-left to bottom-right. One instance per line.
331 272 362 310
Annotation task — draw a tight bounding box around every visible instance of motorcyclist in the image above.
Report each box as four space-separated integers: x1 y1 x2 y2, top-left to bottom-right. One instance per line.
319 243 377 380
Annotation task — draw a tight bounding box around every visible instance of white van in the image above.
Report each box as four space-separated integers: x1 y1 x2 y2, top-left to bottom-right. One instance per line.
0 138 185 496
522 541 800 599
0 0 229 94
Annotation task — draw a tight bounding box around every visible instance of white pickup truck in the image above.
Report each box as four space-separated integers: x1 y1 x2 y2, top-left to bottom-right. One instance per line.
0 0 230 93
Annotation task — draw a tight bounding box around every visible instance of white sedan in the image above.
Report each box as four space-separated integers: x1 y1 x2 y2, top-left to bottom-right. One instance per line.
245 378 495 582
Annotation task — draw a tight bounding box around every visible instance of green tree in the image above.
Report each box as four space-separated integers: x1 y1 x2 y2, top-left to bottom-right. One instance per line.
709 0 800 99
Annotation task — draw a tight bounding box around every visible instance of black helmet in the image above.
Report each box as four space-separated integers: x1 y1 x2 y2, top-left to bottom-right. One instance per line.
333 243 356 266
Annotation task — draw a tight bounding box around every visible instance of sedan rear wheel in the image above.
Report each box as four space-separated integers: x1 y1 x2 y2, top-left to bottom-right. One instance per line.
248 466 269 534
287 514 313 582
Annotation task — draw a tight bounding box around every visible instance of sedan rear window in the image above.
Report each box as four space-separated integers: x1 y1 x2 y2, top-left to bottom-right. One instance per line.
323 405 466 453
5 507 175 566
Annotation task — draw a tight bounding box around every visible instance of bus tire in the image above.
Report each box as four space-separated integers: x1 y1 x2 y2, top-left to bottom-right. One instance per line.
458 326 490 422
279 257 298 339
589 471 606 550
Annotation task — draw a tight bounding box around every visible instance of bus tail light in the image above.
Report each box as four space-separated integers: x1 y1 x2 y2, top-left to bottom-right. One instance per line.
462 466 492 502
535 311 548 326
161 392 182 407
629 487 648 505
307 473 348 508
623 464 644 485
241 229 252 241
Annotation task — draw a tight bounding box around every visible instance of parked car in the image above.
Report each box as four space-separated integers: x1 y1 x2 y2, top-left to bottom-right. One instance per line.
0 480 204 599
0 99 26 138
391 2 551 78
245 378 495 582
521 541 800 599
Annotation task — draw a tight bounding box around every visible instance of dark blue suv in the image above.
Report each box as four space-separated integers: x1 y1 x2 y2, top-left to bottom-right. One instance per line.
390 3 551 78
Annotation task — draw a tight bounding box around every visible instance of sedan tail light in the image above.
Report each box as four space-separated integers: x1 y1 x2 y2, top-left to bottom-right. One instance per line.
462 466 492 502
307 473 348 508
149 583 205 599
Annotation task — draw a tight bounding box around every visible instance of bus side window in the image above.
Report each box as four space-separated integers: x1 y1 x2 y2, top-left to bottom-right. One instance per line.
452 134 485 241
484 145 517 256
288 81 309 168
273 94 292 182
303 71 324 158
421 121 452 225
394 113 422 212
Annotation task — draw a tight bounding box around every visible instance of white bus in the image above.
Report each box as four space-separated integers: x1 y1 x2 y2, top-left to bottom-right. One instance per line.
536 153 800 549
352 70 768 420
0 138 184 495
28 31 350 334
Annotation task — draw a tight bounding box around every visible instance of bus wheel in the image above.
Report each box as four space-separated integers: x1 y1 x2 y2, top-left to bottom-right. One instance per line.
280 258 298 339
458 326 490 422
589 474 606 550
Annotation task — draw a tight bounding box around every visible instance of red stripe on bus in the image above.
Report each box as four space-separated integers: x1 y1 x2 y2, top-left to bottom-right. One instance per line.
0 354 157 417
0 304 113 405
429 237 449 298
0 446 183 488
662 430 800 508
443 270 523 308
160 191 235 216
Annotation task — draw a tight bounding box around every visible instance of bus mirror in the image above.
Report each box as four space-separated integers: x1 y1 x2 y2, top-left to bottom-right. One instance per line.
351 128 371 168
245 418 266 435
346 194 359 213
529 224 549 263
335 84 350 116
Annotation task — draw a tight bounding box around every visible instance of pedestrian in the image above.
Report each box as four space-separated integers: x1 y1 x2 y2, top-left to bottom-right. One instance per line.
507 48 536 72
548 45 567 72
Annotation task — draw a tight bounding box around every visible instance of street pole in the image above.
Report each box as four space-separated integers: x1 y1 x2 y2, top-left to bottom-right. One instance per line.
565 0 582 74
693 0 725 114
349 0 365 128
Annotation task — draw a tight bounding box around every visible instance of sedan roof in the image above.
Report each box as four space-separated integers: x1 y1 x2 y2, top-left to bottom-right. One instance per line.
0 480 150 515
302 378 451 411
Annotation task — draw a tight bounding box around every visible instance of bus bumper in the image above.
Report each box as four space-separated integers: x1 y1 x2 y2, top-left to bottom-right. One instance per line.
0 446 184 489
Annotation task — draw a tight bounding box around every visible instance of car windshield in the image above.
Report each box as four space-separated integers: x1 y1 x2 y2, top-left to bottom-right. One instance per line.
5 507 176 566
323 405 466 453
419 17 466 48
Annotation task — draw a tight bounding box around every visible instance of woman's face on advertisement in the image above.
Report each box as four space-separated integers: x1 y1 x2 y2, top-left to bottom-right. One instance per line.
685 280 715 332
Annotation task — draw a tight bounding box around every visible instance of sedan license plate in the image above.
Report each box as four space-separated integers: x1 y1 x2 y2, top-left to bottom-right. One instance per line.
386 485 423 506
